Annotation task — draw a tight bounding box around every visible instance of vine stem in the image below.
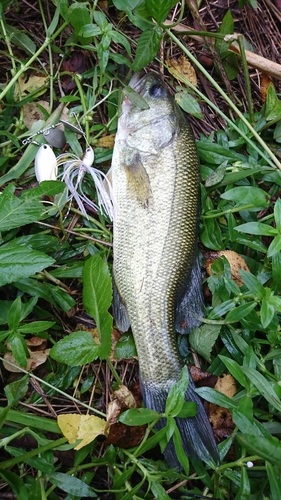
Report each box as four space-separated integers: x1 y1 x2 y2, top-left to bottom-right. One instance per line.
0 20 68 102
164 28 281 171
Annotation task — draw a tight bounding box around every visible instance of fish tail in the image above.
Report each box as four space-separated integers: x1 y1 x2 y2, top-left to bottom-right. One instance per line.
141 374 219 468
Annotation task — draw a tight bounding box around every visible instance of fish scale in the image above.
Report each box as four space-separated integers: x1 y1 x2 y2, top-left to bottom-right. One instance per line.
112 72 219 466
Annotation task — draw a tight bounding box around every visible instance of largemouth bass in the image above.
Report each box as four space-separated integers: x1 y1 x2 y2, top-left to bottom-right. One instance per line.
111 72 219 466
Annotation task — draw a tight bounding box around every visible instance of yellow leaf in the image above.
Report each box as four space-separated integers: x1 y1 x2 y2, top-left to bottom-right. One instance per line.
58 414 107 450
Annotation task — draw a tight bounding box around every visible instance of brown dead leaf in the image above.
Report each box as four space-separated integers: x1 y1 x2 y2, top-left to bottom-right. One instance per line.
214 373 237 398
23 100 50 130
205 250 250 286
189 365 218 387
3 349 50 373
107 385 136 427
166 56 197 86
26 336 47 348
105 383 146 447
209 374 236 441
261 75 273 103
61 51 87 91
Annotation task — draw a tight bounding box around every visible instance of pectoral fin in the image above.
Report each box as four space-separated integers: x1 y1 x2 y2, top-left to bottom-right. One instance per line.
124 152 152 208
112 275 130 332
175 257 205 334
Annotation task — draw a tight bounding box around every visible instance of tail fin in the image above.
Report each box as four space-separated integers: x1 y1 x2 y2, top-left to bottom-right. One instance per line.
141 373 219 468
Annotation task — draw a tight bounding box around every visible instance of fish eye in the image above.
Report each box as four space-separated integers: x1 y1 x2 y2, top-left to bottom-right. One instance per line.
149 83 166 97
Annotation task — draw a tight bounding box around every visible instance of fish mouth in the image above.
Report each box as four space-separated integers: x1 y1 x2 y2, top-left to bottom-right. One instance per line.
128 71 161 96
128 71 146 91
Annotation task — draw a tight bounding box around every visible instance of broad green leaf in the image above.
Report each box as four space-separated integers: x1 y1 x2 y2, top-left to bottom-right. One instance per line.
205 161 227 187
114 333 137 359
267 295 281 312
78 23 101 38
48 472 97 497
241 366 281 412
231 409 257 436
273 119 281 143
175 88 203 119
19 321 55 334
215 10 234 59
10 333 29 368
0 184 42 231
145 0 175 24
239 271 265 298
236 434 281 464
15 278 75 312
189 324 221 361
200 217 223 250
132 28 162 72
7 297 22 331
235 221 277 236
47 4 60 36
119 408 159 426
173 425 190 476
49 284 77 312
50 331 100 365
225 302 256 323
4 375 29 406
198 141 245 165
110 30 131 56
274 198 281 231
261 296 275 328
122 85 150 110
83 255 112 314
98 311 113 359
268 234 281 258
50 262 83 279
196 387 237 410
5 24 36 55
215 167 264 187
0 470 29 500
238 395 253 422
165 366 189 417
236 464 250 499
220 186 269 211
112 465 135 489
219 355 247 388
177 402 197 418
67 2 92 44
121 479 146 500
208 299 236 319
113 0 139 9
135 426 168 456
266 462 281 498
6 408 60 433
0 406 11 429
83 254 112 359
0 243 55 287
151 481 171 500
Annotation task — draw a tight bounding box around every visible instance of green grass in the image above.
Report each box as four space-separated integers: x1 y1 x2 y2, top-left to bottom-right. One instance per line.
1 0 281 498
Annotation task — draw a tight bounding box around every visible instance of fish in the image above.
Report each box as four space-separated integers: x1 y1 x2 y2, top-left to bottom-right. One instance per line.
111 72 219 467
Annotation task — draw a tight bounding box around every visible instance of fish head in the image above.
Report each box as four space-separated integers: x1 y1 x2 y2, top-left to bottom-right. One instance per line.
119 72 180 152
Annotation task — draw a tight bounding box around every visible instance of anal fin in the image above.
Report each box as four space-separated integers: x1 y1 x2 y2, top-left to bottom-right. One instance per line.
175 256 205 334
